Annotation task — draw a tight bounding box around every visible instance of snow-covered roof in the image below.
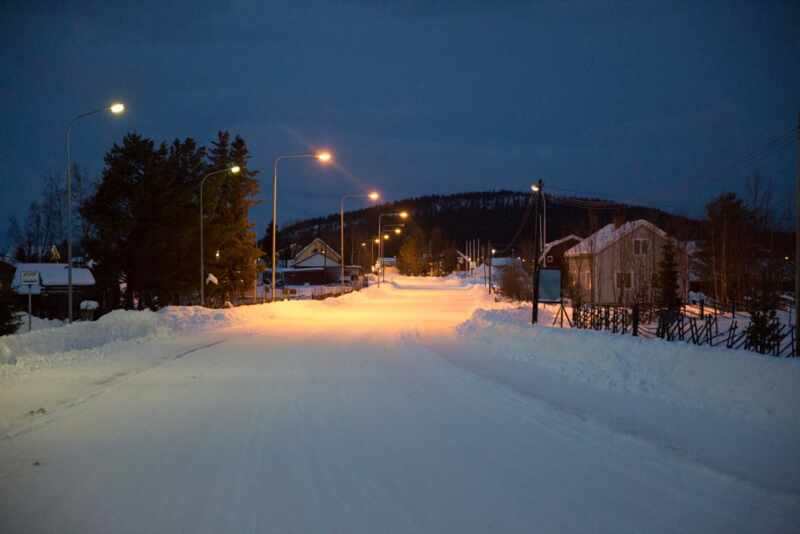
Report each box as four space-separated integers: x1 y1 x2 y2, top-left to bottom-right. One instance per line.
542 234 583 257
291 238 341 267
564 220 668 257
11 263 95 294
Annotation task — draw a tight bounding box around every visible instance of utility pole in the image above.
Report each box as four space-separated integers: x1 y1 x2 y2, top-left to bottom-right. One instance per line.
795 112 799 356
532 179 543 324
488 241 493 293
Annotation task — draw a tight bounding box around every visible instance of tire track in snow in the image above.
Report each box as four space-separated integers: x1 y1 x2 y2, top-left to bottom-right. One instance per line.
1 338 228 444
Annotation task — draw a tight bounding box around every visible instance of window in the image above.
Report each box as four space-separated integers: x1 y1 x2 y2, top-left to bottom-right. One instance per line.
616 272 632 290
584 271 591 288
633 239 649 256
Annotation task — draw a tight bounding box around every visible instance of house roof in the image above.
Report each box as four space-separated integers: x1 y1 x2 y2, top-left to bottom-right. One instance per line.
564 220 668 257
542 234 583 257
290 238 341 266
11 263 95 294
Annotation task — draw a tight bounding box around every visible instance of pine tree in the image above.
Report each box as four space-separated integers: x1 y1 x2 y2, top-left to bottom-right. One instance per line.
204 132 261 304
397 229 426 275
657 239 680 310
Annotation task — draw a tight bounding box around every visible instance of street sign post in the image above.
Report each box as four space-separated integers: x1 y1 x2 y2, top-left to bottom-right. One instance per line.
21 271 38 332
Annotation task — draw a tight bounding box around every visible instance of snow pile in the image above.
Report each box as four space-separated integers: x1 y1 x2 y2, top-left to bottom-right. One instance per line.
159 305 236 332
13 313 64 333
457 307 800 420
449 307 800 492
0 310 168 366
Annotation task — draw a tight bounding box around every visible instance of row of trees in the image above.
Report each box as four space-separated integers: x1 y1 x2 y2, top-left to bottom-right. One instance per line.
396 226 460 276
81 132 261 309
697 174 791 312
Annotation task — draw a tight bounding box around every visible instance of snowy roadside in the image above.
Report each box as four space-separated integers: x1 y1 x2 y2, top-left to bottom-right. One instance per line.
436 305 800 494
0 307 233 437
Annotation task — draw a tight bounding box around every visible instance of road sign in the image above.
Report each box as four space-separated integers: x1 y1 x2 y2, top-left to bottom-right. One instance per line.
21 271 38 332
538 269 562 303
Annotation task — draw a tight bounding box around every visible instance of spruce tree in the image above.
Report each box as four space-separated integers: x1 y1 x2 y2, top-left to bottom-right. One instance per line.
657 239 680 310
397 229 426 275
204 132 261 304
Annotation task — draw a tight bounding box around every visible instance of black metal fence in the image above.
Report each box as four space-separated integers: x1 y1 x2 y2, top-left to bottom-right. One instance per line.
572 303 796 358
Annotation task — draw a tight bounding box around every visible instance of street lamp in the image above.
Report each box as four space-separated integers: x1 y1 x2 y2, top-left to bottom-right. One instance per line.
377 211 410 285
271 150 333 302
65 101 126 323
199 165 240 306
340 190 379 288
394 228 401 235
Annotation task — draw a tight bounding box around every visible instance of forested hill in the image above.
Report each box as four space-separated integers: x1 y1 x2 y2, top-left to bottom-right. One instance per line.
271 190 700 258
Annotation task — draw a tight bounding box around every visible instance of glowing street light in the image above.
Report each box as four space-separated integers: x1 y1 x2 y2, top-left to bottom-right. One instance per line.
531 183 540 192
340 190 381 286
199 165 241 306
377 210 410 285
394 228 401 235
65 100 126 322
271 150 334 302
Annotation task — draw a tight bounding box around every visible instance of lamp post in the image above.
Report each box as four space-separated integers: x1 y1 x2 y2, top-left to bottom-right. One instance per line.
65 102 125 322
340 191 379 288
199 165 240 306
531 180 544 324
377 211 408 285
271 151 332 302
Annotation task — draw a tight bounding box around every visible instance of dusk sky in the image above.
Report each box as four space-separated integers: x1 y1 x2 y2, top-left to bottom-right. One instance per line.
2 0 798 239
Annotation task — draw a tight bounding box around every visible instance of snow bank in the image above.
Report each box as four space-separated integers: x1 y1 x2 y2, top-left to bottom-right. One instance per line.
13 313 64 333
0 310 168 366
457 307 800 421
450 307 800 493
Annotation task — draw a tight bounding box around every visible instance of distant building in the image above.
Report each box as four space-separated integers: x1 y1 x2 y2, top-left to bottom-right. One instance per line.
266 238 363 287
541 234 583 271
290 238 342 268
564 220 688 305
10 262 96 318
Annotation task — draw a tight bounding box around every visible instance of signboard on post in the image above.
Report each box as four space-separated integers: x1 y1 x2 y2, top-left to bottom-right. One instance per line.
538 269 562 304
21 271 38 332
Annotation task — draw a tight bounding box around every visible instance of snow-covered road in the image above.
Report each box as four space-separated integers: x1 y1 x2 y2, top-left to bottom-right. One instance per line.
1 275 798 533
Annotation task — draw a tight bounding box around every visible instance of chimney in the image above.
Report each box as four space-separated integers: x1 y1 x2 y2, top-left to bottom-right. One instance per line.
613 209 625 229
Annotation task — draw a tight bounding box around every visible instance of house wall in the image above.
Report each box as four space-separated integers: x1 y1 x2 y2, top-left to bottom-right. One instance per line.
566 255 594 304
543 238 581 271
567 226 689 305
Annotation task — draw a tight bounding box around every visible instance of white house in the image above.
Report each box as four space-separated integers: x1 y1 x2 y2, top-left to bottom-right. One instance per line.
564 220 689 305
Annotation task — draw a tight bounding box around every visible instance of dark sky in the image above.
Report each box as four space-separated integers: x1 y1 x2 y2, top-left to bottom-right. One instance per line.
1 0 798 241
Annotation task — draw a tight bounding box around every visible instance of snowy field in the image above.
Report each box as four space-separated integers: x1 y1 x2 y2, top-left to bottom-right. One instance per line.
1 270 798 533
